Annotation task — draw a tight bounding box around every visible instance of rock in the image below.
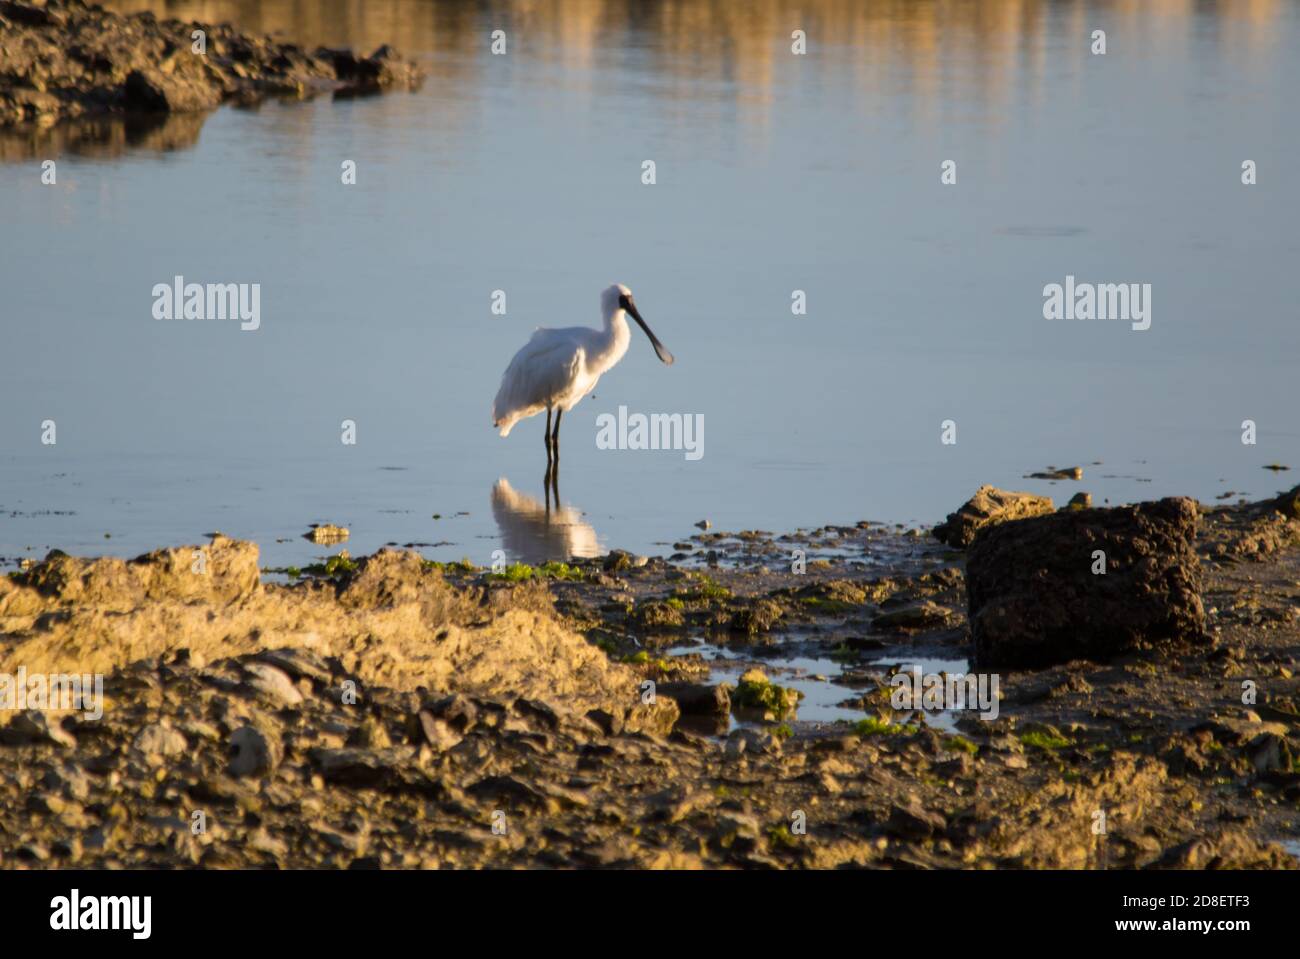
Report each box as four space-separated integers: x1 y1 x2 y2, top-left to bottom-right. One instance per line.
0 2 65 28
228 724 278 778
647 787 711 823
242 663 304 706
348 716 392 749
1026 466 1083 481
18 534 259 606
710 811 762 852
1152 828 1294 869
132 723 187 759
422 693 479 732
731 669 801 720
887 801 947 839
42 764 90 801
659 681 730 718
1193 717 1290 746
316 44 420 89
247 829 289 858
967 497 1206 668
1270 484 1300 520
932 486 1055 548
257 647 332 684
0 710 75 748
725 726 782 757
632 599 685 629
603 550 634 572
728 599 783 634
1245 732 1293 774
306 524 350 545
310 747 411 787
123 67 222 113
872 600 953 632
513 697 561 729
415 710 463 751
0 0 423 129
585 708 623 736
1067 492 1092 509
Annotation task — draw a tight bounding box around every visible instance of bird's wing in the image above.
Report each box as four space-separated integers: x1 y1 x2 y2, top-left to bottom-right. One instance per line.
492 329 584 428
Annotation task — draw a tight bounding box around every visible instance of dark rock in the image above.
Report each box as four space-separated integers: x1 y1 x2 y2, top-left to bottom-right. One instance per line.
886 801 947 839
632 599 685 630
659 681 730 717
1 0 422 128
872 600 953 632
123 68 221 113
413 710 462 750
967 497 1206 668
728 599 783 634
256 647 333 684
513 697 560 729
1151 828 1294 869
1245 732 1293 774
1270 484 1300 520
1026 466 1083 481
310 747 410 787
0 710 75 748
584 708 622 735
603 550 634 573
423 693 478 732
466 774 550 810
228 724 278 777
933 486 1054 548
0 1 62 27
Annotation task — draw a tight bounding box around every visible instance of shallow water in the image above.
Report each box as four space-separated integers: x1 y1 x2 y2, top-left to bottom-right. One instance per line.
664 637 972 733
3 0 1298 571
1279 838 1300 864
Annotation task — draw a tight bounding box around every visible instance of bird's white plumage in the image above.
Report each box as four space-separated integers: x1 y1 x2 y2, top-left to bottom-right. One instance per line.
492 284 635 437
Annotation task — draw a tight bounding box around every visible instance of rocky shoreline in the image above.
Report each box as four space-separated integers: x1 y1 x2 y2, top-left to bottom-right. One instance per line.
0 0 421 127
1 485 1299 869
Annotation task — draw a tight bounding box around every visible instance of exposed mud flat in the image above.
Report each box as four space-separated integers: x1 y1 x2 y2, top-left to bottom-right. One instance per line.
1 489 1299 869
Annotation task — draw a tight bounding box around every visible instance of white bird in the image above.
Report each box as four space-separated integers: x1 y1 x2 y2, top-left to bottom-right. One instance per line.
492 283 674 466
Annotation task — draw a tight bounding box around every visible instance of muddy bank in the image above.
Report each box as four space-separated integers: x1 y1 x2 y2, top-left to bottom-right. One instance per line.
0 0 421 128
1 489 1299 868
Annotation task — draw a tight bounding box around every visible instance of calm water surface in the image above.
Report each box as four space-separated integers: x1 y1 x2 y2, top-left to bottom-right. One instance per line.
2 0 1298 570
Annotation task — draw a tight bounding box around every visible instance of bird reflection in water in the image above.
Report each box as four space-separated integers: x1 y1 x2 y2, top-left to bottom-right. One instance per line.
490 477 601 566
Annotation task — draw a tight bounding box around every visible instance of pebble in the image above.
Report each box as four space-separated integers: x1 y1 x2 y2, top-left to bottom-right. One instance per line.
133 723 188 759
228 724 278 778
242 663 304 706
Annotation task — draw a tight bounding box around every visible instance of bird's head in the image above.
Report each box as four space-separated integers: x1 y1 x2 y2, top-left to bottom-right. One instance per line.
602 283 674 365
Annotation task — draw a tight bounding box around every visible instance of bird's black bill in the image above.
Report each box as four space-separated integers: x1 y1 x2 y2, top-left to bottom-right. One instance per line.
623 299 675 365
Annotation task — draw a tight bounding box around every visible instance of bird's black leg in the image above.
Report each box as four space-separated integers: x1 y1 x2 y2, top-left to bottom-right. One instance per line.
552 408 563 466
548 450 560 506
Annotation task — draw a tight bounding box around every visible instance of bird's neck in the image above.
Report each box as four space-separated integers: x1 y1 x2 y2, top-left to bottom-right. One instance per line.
591 309 631 370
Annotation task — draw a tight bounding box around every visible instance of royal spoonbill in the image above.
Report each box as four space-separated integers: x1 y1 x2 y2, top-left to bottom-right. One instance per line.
492 283 674 466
